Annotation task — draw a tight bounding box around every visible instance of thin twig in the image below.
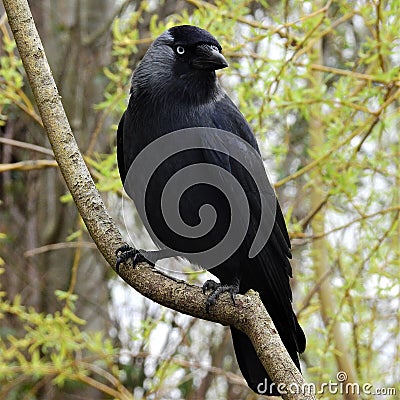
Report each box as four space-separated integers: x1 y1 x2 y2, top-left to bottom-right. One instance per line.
0 137 54 156
0 159 57 172
24 241 97 257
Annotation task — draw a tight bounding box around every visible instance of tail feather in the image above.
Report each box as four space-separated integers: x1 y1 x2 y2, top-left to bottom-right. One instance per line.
295 313 306 353
230 311 305 395
230 327 279 396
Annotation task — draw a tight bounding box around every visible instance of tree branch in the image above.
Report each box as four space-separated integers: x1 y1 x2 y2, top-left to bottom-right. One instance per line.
0 137 54 156
0 159 58 172
2 1 315 398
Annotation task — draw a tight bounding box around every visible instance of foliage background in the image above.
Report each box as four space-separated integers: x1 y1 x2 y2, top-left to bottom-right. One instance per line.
0 0 399 399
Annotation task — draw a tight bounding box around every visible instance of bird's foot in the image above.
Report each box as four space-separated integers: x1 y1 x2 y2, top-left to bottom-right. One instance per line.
202 279 221 294
115 245 153 273
202 280 239 313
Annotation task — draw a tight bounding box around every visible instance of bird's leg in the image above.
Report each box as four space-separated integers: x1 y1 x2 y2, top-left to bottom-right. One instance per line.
202 279 240 313
115 245 177 273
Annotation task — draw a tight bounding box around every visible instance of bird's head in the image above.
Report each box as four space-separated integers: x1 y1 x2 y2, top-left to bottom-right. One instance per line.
132 25 228 104
166 25 228 73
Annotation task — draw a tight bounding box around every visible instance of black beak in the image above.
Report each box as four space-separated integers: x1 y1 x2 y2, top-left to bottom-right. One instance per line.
192 45 228 71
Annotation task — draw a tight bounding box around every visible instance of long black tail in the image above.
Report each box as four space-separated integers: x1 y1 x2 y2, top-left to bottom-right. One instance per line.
231 311 305 395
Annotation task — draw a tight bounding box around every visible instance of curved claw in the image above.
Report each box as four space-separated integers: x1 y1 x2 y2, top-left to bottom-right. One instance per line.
202 279 220 294
204 283 239 313
116 244 131 257
230 290 237 306
205 297 215 314
115 245 147 273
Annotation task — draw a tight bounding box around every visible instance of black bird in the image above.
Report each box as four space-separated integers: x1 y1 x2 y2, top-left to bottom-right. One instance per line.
117 25 306 395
